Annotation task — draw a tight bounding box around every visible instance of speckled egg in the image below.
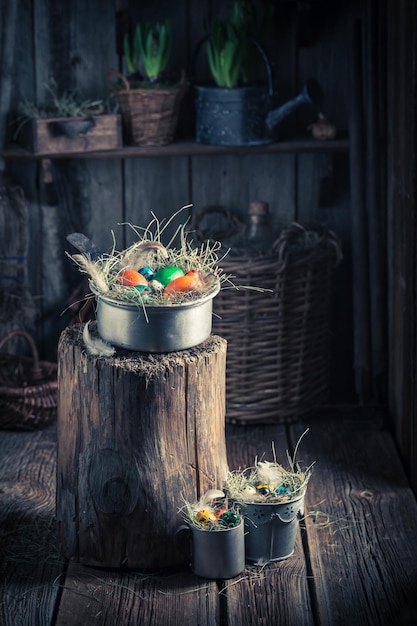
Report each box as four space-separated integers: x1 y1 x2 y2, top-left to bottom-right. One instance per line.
196 509 217 525
218 511 240 528
255 483 274 496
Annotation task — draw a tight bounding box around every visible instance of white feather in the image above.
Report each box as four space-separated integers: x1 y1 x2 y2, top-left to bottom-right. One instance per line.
256 461 286 486
83 321 115 357
200 489 225 505
72 254 109 293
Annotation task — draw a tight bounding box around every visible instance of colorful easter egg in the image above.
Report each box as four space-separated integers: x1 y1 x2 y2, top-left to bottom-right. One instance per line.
196 509 217 525
117 269 148 287
255 483 274 496
215 508 227 520
153 266 184 287
242 485 257 498
275 485 291 496
139 266 154 281
218 511 240 528
134 284 151 293
164 271 203 296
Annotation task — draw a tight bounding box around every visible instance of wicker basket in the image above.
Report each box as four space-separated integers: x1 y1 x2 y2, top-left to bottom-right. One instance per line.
0 330 58 430
191 209 342 424
109 70 186 146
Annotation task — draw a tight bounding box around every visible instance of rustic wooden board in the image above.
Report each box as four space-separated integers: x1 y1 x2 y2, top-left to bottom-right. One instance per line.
295 149 353 400
5 5 44 349
386 0 417 494
1 410 417 624
225 423 314 626
26 0 123 360
291 417 417 625
190 153 297 230
122 156 191 249
55 561 219 626
0 426 66 626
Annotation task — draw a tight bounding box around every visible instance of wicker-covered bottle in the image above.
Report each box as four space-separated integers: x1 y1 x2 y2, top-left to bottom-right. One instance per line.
246 201 277 256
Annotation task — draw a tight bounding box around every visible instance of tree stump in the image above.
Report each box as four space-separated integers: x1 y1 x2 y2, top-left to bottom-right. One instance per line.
56 323 228 569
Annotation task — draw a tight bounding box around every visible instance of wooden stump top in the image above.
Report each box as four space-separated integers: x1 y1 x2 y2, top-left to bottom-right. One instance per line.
60 323 227 374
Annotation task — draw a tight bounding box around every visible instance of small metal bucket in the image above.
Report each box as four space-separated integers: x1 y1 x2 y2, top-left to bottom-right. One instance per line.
94 280 220 352
176 520 245 579
241 494 304 564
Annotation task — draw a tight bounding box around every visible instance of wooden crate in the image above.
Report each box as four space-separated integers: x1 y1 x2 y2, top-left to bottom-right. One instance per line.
17 114 122 154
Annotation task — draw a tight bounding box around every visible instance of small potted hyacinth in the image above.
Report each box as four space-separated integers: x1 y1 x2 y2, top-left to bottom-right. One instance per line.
109 19 186 146
177 488 245 579
14 79 121 154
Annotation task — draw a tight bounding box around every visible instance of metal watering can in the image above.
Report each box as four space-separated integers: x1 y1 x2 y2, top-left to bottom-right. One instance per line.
194 38 324 146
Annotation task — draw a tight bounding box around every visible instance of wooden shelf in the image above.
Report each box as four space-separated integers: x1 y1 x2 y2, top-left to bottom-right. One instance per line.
2 137 349 160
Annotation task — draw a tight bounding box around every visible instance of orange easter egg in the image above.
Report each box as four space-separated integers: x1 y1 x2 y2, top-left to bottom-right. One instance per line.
164 271 203 296
117 269 148 287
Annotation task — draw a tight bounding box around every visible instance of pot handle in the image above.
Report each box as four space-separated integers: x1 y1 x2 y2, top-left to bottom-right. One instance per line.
0 330 43 379
191 35 274 99
175 524 192 560
187 205 244 244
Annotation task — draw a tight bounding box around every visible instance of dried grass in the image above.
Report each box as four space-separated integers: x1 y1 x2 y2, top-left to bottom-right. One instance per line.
67 207 265 309
179 490 242 531
226 430 313 504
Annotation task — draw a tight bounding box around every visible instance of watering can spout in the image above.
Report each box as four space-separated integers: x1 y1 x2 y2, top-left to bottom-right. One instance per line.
266 79 323 131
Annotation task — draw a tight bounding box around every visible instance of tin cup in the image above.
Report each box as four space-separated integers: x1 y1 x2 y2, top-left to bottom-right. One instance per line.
240 494 304 564
176 520 245 579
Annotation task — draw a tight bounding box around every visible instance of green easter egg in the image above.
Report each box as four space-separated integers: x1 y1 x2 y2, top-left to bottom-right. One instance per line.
153 266 184 287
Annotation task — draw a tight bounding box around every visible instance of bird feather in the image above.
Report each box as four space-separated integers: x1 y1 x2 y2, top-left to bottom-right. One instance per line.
120 240 168 270
83 321 115 357
71 253 109 293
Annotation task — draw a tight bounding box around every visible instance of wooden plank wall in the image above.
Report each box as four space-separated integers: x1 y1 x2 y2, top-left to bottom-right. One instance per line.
386 0 417 493
4 0 357 401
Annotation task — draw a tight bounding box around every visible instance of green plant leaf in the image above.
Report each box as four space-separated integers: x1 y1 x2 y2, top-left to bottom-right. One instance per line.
136 20 173 82
205 1 255 88
123 32 139 74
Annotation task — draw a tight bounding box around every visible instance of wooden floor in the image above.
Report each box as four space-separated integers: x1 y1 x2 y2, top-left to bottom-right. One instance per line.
1 408 417 626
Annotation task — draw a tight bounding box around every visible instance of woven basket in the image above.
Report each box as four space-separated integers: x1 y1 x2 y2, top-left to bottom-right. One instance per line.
109 70 186 146
190 209 342 424
0 330 58 430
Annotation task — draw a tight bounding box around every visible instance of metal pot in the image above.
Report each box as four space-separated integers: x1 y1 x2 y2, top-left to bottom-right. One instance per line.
240 494 305 564
94 280 221 353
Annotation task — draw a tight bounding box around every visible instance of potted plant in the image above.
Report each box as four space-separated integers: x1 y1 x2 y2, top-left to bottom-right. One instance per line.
194 0 274 146
13 81 122 154
109 20 187 146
